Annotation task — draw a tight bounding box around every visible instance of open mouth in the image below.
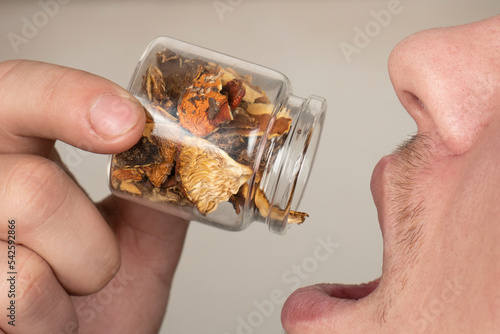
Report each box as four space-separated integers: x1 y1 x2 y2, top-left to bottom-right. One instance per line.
282 155 392 328
314 277 381 300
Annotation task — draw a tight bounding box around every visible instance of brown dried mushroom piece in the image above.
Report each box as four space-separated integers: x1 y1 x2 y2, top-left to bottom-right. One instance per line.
254 186 308 225
144 65 167 103
246 103 292 138
222 80 246 109
156 49 206 103
176 136 253 215
141 116 181 187
114 136 163 168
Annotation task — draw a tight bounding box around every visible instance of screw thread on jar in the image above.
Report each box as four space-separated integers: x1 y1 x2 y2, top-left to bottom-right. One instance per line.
248 94 326 234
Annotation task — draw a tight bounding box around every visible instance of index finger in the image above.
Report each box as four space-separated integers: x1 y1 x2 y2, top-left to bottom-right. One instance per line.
0 60 146 156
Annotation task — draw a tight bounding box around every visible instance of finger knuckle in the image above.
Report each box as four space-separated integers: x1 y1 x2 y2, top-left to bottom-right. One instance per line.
2 248 79 332
6 156 70 225
17 252 48 301
12 249 55 316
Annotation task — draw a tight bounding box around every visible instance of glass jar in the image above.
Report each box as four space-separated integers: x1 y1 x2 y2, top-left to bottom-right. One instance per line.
109 37 326 234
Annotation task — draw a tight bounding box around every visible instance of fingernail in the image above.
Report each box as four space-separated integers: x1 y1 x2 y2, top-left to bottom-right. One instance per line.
90 94 141 139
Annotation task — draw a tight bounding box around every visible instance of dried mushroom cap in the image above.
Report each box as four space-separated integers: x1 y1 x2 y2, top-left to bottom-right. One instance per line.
178 73 232 137
176 136 253 215
178 91 231 137
156 49 206 103
254 186 308 225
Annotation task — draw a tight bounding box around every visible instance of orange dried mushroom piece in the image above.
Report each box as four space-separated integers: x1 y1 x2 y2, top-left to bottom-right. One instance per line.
142 115 180 187
148 161 172 188
178 89 232 137
193 73 222 91
176 136 253 215
112 168 143 182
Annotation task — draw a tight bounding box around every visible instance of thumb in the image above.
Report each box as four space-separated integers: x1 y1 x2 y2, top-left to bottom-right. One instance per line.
0 60 145 155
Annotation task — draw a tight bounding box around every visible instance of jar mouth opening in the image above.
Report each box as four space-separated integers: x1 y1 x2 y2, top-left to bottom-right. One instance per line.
266 95 326 234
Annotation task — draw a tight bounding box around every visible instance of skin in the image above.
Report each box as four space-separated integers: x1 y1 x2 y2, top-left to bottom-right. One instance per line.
282 14 500 334
0 60 188 333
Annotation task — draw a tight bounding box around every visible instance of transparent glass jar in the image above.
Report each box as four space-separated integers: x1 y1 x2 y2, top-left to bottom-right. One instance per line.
109 37 326 234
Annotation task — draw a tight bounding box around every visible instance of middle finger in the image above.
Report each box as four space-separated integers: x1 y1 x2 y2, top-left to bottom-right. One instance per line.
0 154 120 295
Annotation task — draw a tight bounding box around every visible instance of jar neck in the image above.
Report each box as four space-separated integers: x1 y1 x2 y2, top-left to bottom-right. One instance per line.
256 94 326 234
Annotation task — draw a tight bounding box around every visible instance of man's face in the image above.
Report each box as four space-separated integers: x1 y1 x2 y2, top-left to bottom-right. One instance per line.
282 14 500 333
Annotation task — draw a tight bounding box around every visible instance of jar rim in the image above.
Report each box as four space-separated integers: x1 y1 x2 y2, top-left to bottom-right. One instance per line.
263 95 326 234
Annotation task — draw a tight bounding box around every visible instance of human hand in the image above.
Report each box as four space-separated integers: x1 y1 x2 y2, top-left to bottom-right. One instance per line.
0 60 189 334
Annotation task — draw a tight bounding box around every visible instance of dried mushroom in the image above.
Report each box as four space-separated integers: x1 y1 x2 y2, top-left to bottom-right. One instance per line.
110 48 308 225
254 186 308 225
176 136 253 215
222 80 246 109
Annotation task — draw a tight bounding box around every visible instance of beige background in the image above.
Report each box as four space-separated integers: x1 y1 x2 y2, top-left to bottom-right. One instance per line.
1 1 498 333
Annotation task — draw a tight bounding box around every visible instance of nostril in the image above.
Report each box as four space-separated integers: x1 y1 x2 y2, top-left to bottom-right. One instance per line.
404 91 426 110
402 91 428 122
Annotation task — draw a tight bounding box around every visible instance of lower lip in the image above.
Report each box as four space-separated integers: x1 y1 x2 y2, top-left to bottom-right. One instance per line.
281 285 354 327
281 280 381 327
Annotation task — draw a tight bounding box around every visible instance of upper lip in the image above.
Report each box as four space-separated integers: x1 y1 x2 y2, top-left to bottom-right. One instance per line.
370 154 394 239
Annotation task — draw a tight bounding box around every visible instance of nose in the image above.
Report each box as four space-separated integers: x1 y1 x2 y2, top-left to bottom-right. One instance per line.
388 15 500 155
